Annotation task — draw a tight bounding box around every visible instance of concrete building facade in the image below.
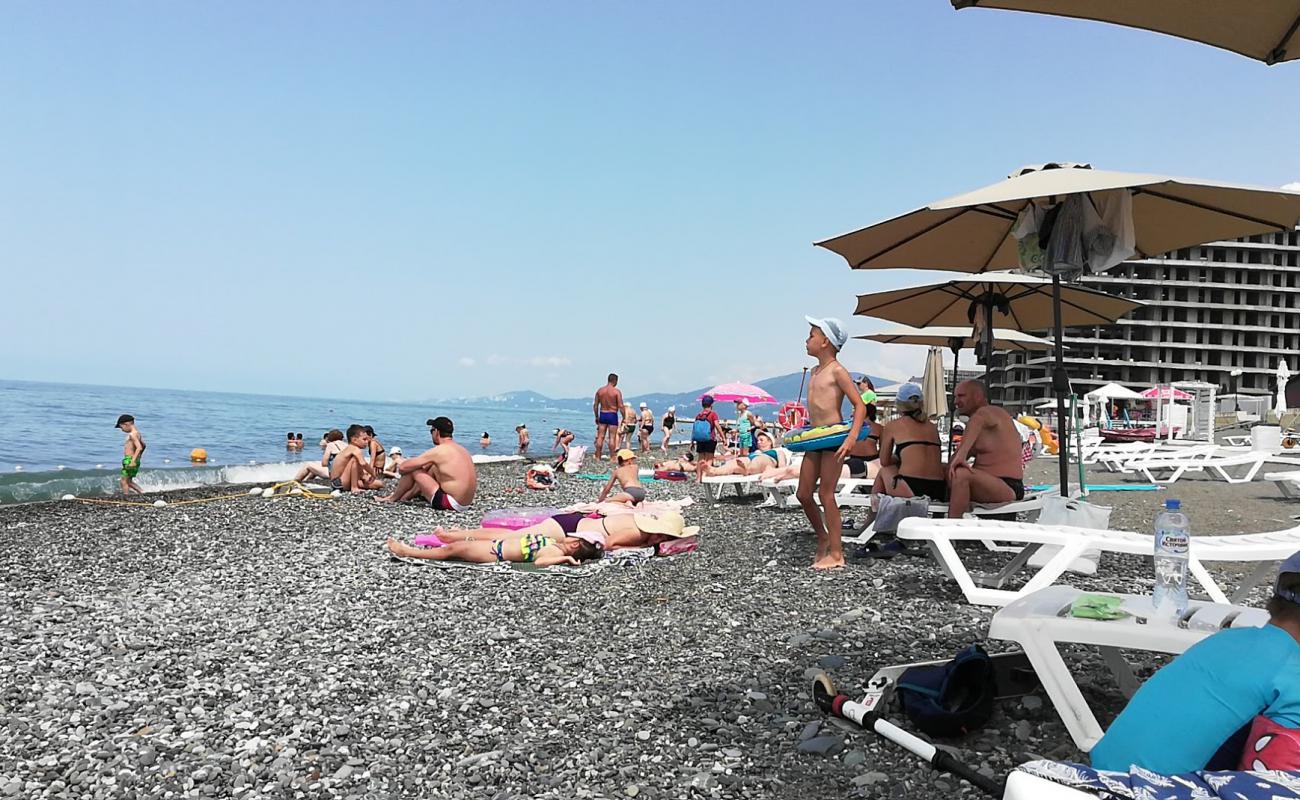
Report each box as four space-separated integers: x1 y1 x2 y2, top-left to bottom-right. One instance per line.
990 227 1300 412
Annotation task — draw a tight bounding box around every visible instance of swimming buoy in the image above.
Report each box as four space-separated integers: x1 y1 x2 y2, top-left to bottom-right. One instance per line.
778 402 808 430
481 507 560 530
190 448 208 463
784 423 870 453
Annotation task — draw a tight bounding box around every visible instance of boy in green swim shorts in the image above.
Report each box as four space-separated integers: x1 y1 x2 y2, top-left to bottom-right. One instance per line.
116 414 146 495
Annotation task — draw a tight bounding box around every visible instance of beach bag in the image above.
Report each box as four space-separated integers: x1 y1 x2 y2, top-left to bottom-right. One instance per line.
897 644 996 738
1031 495 1111 575
873 495 929 535
691 415 714 443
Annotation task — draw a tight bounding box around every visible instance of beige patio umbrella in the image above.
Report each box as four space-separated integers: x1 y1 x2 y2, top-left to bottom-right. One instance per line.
921 347 949 421
862 325 1056 457
816 162 1300 491
951 1 1300 65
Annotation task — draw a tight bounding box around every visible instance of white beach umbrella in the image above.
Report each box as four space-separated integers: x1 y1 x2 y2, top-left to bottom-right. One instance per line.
816 162 1300 493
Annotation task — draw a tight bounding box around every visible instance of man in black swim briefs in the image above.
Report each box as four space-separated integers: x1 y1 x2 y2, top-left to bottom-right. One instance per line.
947 380 1026 518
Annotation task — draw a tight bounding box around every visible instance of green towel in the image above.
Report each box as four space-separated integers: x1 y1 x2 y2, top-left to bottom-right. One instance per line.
1070 593 1130 621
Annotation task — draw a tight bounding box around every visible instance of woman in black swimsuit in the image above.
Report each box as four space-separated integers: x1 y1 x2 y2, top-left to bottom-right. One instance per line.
874 384 947 502
844 404 882 480
660 406 676 453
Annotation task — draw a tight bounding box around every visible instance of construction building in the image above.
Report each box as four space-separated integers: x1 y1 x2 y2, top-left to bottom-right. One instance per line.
990 227 1300 412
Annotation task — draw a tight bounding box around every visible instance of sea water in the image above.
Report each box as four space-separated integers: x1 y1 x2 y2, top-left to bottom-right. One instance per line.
0 379 590 504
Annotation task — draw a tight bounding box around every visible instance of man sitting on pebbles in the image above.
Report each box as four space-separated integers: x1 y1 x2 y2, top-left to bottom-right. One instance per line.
376 416 477 510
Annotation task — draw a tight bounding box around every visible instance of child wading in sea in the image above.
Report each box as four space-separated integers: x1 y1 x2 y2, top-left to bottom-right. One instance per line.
116 414 146 495
598 449 647 506
796 317 867 570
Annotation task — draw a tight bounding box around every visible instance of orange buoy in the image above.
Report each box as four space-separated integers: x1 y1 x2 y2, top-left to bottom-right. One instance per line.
190 448 208 463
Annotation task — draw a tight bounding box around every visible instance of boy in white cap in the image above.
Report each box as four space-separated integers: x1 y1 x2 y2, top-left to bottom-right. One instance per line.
796 316 868 570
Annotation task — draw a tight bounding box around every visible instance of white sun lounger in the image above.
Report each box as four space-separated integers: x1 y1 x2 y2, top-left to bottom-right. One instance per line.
1125 451 1268 484
896 516 1300 607
840 488 1057 546
988 584 1268 750
1268 470 1300 499
701 474 759 502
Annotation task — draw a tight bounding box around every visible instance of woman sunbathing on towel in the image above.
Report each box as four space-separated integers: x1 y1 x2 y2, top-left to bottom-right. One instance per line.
390 510 698 554
702 432 788 477
653 453 696 473
386 523 603 567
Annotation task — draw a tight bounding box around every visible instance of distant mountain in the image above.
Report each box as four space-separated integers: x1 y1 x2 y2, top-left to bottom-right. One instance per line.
440 371 898 416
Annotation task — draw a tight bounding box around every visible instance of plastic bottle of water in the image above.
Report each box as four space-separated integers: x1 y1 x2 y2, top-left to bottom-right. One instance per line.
1153 499 1190 618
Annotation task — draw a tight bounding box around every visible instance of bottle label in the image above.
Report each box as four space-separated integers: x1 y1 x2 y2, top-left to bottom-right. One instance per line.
1156 530 1189 554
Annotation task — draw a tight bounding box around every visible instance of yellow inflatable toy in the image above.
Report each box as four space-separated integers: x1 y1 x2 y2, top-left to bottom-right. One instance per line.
190 448 209 463
1017 416 1057 455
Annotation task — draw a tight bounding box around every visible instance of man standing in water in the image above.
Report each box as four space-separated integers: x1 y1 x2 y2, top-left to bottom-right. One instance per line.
115 414 146 495
377 416 477 510
947 380 1025 518
593 373 623 461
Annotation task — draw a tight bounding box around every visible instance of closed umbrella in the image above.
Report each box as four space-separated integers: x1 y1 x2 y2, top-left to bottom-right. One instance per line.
860 325 1056 457
1278 360 1292 417
921 347 949 422
817 162 1300 492
702 382 777 405
951 1 1300 65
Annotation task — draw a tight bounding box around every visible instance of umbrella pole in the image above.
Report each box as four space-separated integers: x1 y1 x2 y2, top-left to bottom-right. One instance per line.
982 301 997 404
948 339 961 461
1052 274 1070 494
797 367 809 406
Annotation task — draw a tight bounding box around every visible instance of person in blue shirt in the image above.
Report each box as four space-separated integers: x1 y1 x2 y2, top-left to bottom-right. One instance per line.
1091 551 1300 774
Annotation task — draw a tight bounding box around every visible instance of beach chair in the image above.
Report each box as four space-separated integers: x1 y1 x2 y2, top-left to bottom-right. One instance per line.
1125 450 1266 484
1092 443 1162 472
896 516 1300 607
841 487 1056 547
701 473 760 502
1222 434 1252 447
987 584 1268 750
1267 470 1300 498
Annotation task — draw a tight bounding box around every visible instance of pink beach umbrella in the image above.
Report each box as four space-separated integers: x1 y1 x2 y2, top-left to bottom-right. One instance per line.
1140 386 1192 401
702 382 777 405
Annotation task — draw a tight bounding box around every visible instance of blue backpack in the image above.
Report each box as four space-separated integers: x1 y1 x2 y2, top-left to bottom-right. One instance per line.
691 415 714 443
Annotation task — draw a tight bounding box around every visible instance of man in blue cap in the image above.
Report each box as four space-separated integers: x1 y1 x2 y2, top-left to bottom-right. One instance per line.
1091 552 1300 774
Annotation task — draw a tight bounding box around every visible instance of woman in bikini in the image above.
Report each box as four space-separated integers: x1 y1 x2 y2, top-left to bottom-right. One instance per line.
386 510 697 562
844 404 882 481
294 429 345 482
364 426 386 477
873 383 946 503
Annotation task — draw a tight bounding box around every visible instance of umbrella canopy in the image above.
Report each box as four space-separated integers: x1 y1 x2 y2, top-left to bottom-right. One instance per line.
816 166 1300 272
1087 382 1144 401
951 0 1300 65
858 324 1056 352
1139 386 1192 401
702 382 776 405
854 273 1140 332
921 347 949 420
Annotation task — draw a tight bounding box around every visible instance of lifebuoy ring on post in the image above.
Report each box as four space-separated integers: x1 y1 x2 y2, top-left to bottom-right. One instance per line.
778 402 807 431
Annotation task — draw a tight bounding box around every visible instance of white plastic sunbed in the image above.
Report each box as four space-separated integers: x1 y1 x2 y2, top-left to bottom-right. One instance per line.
896 516 1300 607
988 584 1268 751
1125 451 1269 484
701 473 759 502
1268 470 1300 498
841 488 1057 546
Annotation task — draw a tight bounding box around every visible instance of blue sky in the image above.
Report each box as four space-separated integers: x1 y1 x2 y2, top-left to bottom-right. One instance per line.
4 2 1298 401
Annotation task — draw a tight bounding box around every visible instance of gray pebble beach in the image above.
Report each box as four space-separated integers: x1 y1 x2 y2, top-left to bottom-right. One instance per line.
1 453 1289 798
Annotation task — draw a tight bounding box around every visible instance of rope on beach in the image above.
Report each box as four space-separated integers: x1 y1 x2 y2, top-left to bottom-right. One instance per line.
73 481 335 508
76 491 254 508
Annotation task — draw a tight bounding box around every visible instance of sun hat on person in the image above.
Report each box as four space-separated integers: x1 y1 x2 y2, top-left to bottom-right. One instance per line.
390 446 403 456
632 511 699 538
115 414 134 429
668 405 676 412
616 448 636 462
639 402 648 408
897 383 923 403
805 316 848 350
1276 551 1300 603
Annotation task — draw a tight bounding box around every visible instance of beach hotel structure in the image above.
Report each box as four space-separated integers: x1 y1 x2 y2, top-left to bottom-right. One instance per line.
989 227 1300 413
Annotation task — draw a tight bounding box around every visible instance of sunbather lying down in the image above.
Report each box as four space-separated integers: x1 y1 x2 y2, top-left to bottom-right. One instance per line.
387 509 699 565
654 454 696 472
703 432 789 477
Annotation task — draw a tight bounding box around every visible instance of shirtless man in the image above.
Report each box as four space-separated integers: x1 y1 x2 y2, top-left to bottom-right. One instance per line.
947 380 1025 518
376 416 477 510
116 414 145 495
593 373 623 461
331 425 385 493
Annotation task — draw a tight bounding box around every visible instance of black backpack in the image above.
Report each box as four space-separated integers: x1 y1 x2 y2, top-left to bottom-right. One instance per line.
896 644 996 738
